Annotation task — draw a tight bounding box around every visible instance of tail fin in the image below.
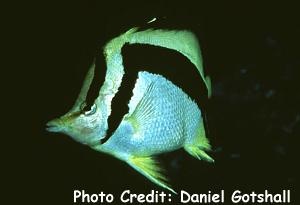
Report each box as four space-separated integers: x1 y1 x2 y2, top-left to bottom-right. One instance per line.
184 119 214 162
103 27 211 97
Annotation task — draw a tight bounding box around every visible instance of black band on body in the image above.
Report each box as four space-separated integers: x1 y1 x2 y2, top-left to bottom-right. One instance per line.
102 44 208 142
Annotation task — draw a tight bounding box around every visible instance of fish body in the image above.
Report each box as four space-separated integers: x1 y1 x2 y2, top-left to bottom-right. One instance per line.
47 27 213 193
99 71 207 158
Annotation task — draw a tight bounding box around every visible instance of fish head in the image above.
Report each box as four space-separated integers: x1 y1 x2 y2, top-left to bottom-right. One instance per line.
46 61 108 146
46 101 108 146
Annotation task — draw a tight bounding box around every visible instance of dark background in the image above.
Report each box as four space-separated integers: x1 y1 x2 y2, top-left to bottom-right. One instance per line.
5 1 299 204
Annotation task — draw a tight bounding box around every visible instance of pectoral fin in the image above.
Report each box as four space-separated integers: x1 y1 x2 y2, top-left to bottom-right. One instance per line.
125 81 156 132
127 156 176 194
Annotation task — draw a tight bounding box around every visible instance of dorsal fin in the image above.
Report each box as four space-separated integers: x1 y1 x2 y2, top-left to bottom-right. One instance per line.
103 27 211 97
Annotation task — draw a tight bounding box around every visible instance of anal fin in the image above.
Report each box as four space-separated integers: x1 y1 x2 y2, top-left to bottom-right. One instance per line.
127 156 176 194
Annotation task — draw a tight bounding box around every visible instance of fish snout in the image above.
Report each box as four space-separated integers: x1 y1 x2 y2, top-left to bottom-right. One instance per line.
46 118 64 133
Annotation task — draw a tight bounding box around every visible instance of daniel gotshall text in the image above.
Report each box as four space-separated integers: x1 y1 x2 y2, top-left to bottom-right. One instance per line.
73 189 291 204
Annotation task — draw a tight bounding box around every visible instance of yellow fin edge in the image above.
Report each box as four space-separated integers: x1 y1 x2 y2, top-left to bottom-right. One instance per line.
184 119 214 162
127 156 176 194
184 146 214 162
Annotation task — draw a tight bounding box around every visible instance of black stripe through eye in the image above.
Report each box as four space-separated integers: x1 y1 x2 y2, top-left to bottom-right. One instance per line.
85 51 107 110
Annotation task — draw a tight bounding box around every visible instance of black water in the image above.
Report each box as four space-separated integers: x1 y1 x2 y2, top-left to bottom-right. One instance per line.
5 1 299 204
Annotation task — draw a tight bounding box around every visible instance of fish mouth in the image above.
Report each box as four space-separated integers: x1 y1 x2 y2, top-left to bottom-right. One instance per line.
46 119 64 133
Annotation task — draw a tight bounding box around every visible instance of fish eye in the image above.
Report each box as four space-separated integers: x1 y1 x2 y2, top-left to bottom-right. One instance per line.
84 104 97 116
80 102 87 111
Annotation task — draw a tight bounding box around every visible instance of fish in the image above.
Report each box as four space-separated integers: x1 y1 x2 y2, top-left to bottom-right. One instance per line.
46 27 213 193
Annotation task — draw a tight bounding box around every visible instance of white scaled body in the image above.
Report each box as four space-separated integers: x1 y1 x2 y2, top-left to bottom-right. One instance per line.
103 72 201 158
